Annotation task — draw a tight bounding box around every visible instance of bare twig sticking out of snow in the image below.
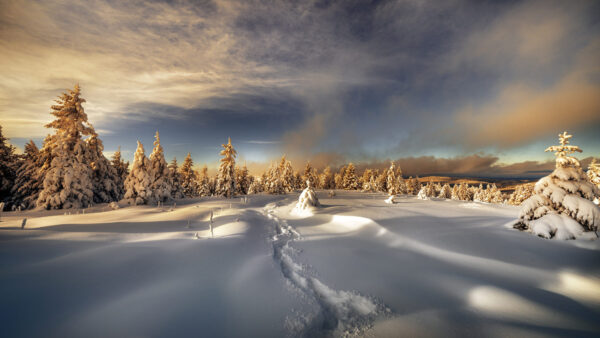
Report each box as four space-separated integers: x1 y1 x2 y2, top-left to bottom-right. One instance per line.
210 210 214 238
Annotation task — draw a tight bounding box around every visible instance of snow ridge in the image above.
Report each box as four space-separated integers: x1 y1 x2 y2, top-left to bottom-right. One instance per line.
264 205 386 337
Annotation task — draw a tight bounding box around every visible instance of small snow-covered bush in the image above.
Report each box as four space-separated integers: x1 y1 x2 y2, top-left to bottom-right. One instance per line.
515 132 600 240
295 180 320 211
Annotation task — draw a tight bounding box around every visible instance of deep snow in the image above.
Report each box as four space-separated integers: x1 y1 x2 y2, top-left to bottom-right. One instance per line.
1 191 599 337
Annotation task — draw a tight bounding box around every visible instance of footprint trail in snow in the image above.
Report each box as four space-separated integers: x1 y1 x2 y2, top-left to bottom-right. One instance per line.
264 204 389 337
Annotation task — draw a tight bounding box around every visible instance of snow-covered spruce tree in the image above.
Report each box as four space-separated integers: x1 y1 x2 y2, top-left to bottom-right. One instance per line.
438 183 452 199
343 163 359 190
303 162 318 188
457 183 472 201
180 153 199 197
10 140 42 209
265 162 285 194
515 132 600 239
473 184 485 202
508 184 534 206
111 146 129 200
168 158 185 199
320 166 335 190
279 156 294 192
86 131 120 203
375 169 387 192
488 184 504 204
588 159 600 201
395 164 407 194
148 131 172 203
123 141 153 205
295 180 320 211
406 177 420 195
387 162 398 195
0 125 18 208
361 169 376 192
198 165 211 197
215 137 237 198
37 85 95 209
235 164 249 195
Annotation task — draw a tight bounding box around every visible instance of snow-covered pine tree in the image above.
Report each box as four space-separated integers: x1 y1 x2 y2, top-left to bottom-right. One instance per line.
375 169 387 192
168 158 185 199
197 165 211 197
343 163 359 190
387 162 398 195
86 130 120 203
180 153 199 197
515 132 600 239
148 131 172 203
123 141 153 205
215 137 237 198
438 183 452 199
450 183 459 200
457 183 472 201
265 162 285 194
303 162 318 188
279 156 294 192
10 140 42 209
473 184 485 202
508 183 534 206
488 184 504 204
111 146 129 200
361 169 376 192
588 158 600 194
395 164 407 194
235 164 249 195
37 85 95 209
406 177 419 195
425 182 437 197
320 166 335 190
0 125 18 209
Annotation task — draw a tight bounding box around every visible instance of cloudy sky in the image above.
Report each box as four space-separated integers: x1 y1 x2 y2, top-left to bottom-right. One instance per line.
1 0 599 177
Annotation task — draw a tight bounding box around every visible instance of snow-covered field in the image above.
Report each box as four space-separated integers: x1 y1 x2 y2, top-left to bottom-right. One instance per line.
1 191 599 337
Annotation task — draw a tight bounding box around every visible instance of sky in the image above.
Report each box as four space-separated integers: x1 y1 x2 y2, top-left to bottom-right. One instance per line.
1 0 599 177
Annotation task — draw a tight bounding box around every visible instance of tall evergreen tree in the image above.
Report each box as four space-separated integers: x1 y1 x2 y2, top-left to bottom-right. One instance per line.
516 132 600 238
342 163 359 190
111 146 129 199
387 162 398 195
215 137 237 198
123 141 153 205
180 153 199 197
198 165 211 197
236 164 250 195
86 130 120 203
303 162 318 188
148 131 172 203
320 166 335 190
168 157 185 199
0 125 18 209
37 84 94 209
10 140 42 209
279 156 294 192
